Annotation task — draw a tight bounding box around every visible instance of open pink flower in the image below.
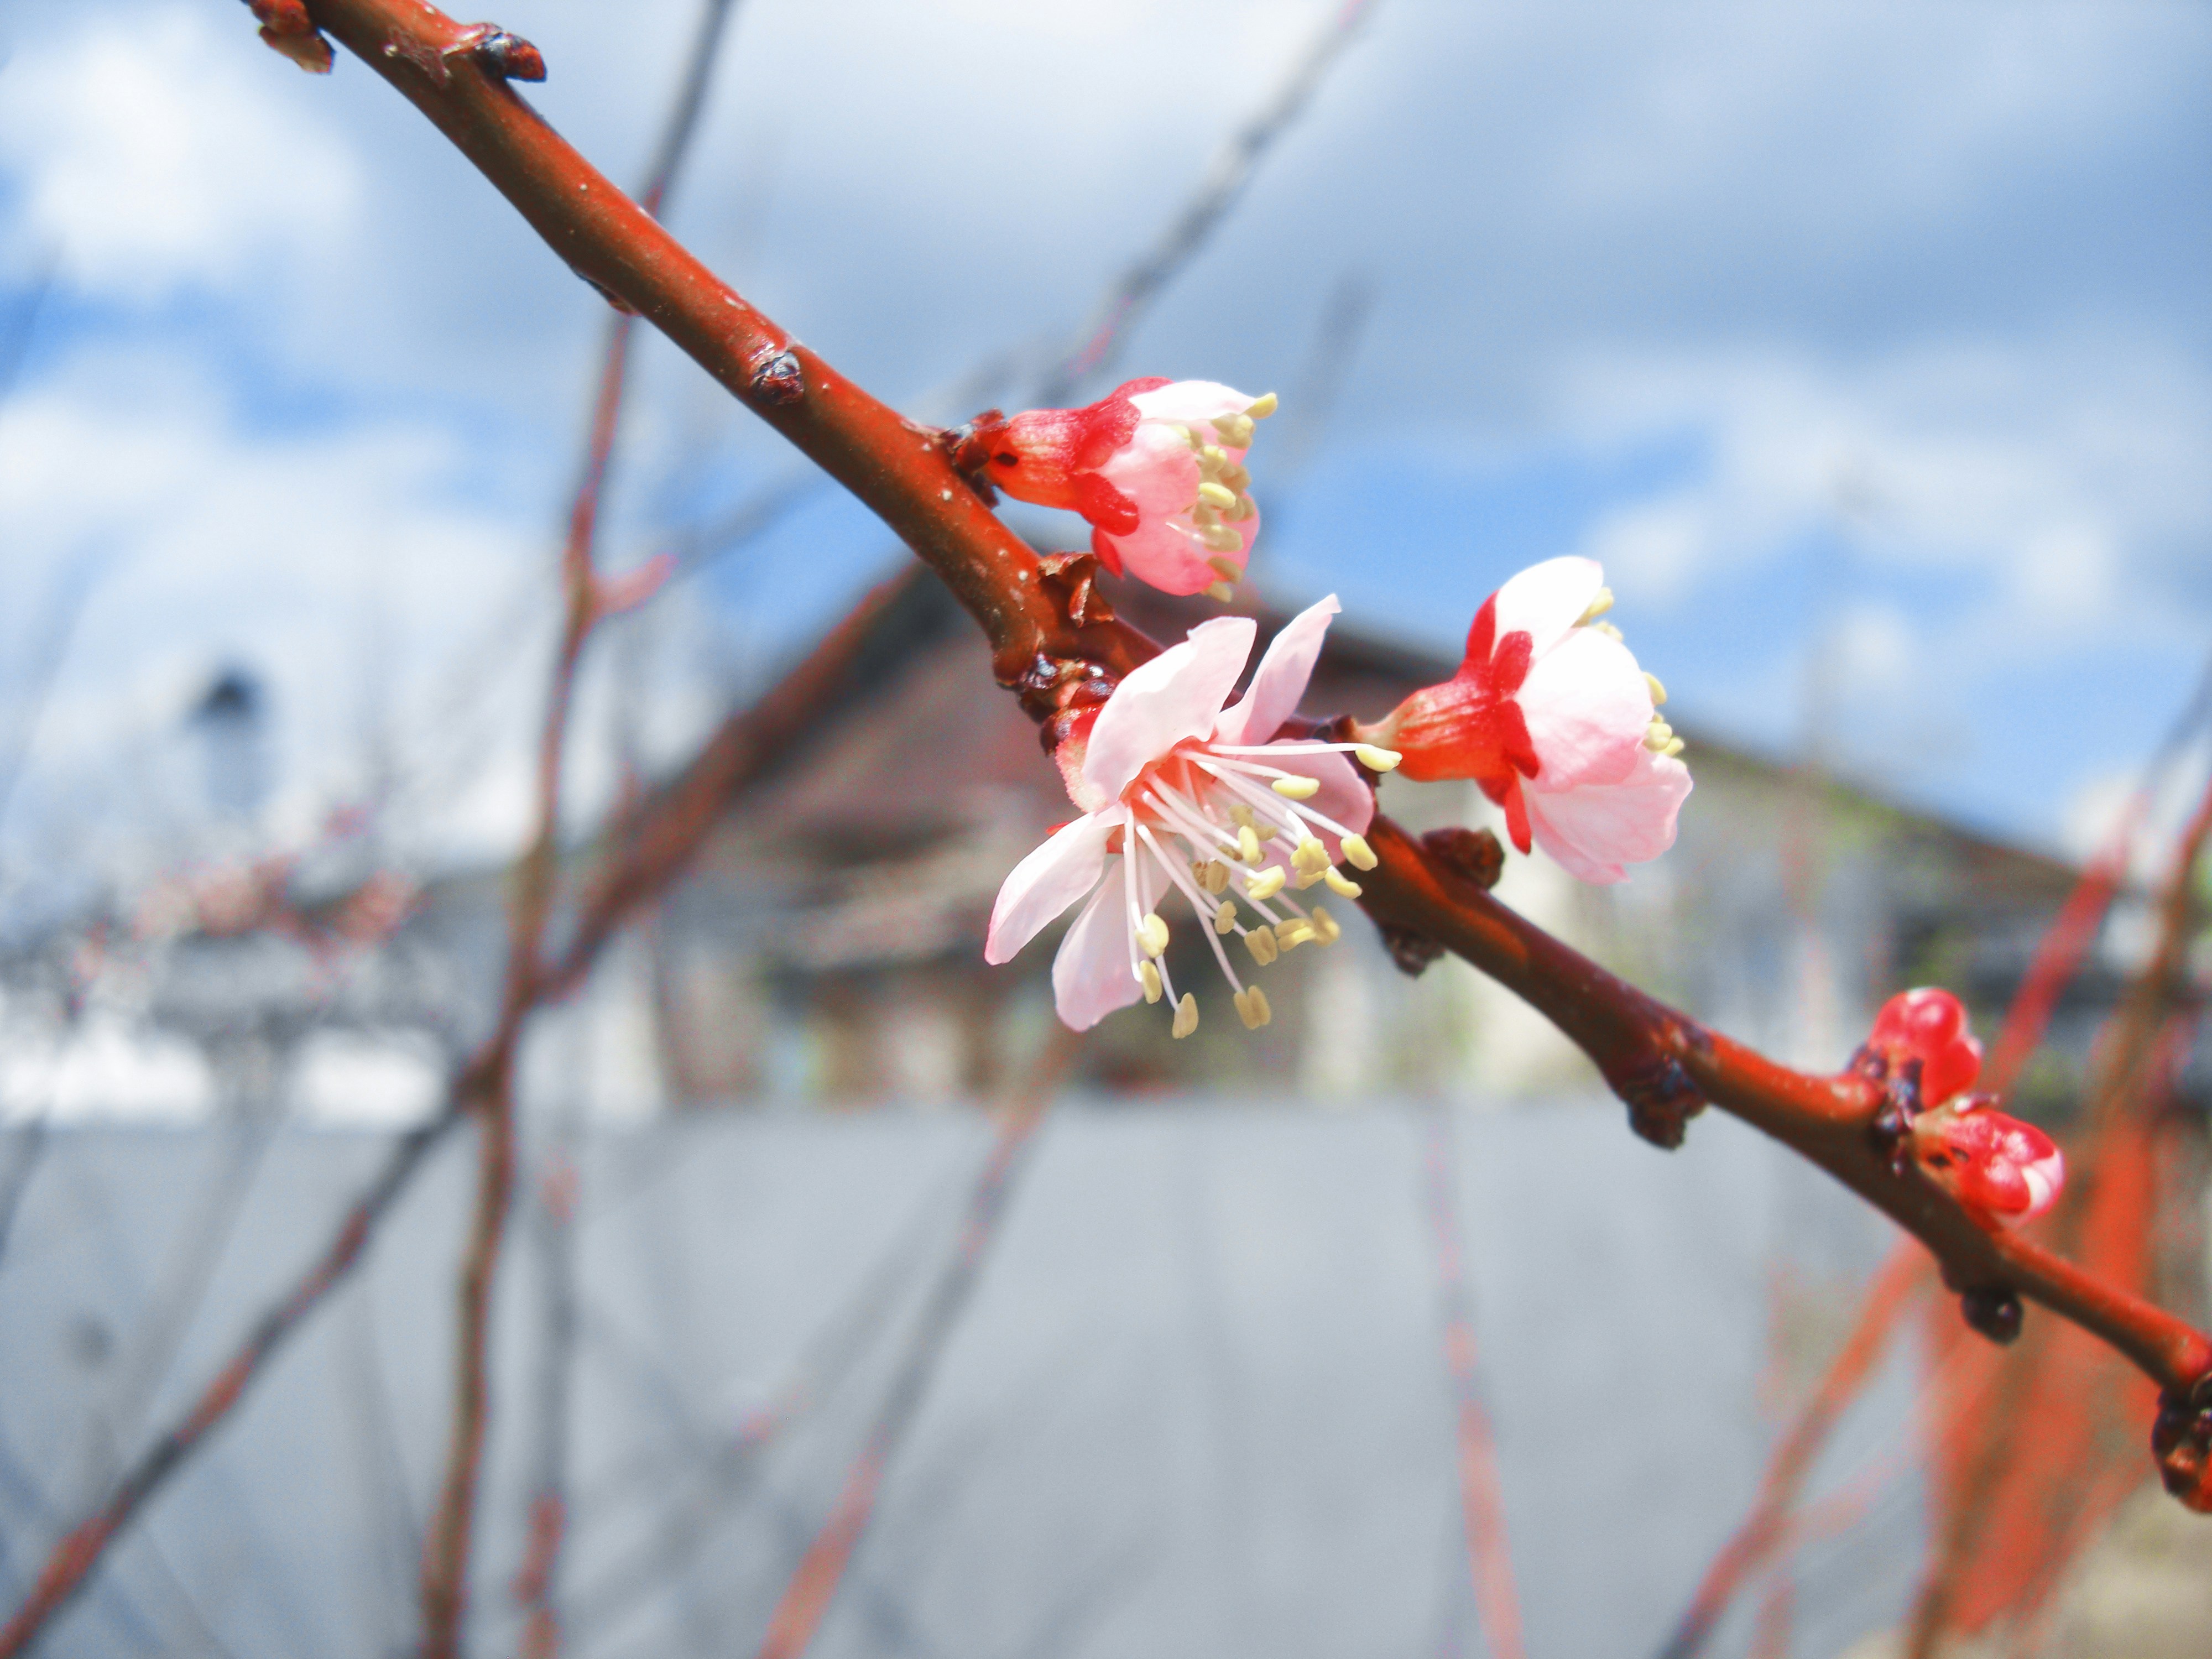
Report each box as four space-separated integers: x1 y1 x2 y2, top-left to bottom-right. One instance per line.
979 378 1274 598
1359 556 1691 883
987 596 1392 1035
1912 1101 2065 1227
1865 986 1983 1108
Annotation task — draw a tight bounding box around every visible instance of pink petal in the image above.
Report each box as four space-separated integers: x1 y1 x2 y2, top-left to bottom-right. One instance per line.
1083 617 1256 801
1097 421 1203 518
985 808 1121 964
1523 748 1692 884
1214 594 1339 747
1126 379 1256 431
1517 625 1652 790
1492 556 1606 660
1052 875 1144 1030
1105 503 1258 596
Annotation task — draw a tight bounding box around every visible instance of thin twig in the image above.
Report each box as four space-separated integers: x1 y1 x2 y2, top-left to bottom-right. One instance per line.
1421 1107 1525 1659
750 1027 1082 1659
0 568 905 1657
1903 768 2212 1658
416 4 743 1648
1036 0 1383 405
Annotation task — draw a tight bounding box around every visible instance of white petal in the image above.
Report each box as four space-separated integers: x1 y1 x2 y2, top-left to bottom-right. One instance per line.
984 809 1120 964
1127 379 1254 428
1051 875 1145 1030
1518 625 1652 791
1524 749 1692 884
1214 594 1338 747
1493 556 1606 660
1083 616 1256 801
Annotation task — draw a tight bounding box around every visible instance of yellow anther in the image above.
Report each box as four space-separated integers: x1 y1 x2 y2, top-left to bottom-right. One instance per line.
1238 825 1262 864
1219 463 1251 491
1593 620 1623 640
1244 865 1286 902
1310 905 1342 945
1293 838 1331 874
1191 502 1221 530
1206 555 1243 582
1199 523 1243 553
1272 774 1321 800
1578 587 1615 625
1323 867 1363 899
1171 993 1199 1039
1230 804 1255 828
1246 392 1279 418
1201 444 1229 471
1256 822 1278 842
1139 960 1163 1004
1234 986 1272 1030
1662 737 1686 758
1213 900 1237 934
1213 413 1255 448
1644 671 1668 707
1166 422 1194 447
1340 833 1378 871
1205 861 1232 894
1275 918 1316 951
1644 719 1673 753
1228 494 1257 522
1198 481 1238 511
1206 582 1235 602
1353 744 1401 773
1137 913 1170 958
1245 926 1279 966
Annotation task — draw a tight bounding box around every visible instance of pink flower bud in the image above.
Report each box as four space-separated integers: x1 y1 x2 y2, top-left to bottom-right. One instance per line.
1912 1100 2065 1226
980 379 1272 597
1866 987 1983 1108
1360 557 1689 883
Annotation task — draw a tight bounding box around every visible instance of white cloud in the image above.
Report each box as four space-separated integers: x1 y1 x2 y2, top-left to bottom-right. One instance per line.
0 5 361 298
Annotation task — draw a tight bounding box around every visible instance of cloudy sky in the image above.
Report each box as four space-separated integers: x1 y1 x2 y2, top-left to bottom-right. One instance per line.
1 0 2208 906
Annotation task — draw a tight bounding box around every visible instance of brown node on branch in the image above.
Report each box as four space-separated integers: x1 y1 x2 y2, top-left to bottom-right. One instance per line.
1378 923 1445 978
1615 1050 1706 1150
1421 825 1505 890
249 0 335 72
2151 1374 2212 1512
945 410 1012 494
748 347 805 406
1035 551 1116 630
1960 1284 2024 1345
454 25 546 82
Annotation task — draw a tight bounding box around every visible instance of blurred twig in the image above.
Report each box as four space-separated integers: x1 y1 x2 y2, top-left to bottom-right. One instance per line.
750 1027 1082 1659
416 4 743 1651
1422 1107 1525 1659
1036 0 1383 405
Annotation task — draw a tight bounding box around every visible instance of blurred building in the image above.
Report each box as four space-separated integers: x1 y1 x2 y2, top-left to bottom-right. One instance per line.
621 568 2095 1113
0 568 2145 1126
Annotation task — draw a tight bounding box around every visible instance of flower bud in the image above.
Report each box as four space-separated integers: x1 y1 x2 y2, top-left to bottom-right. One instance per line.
1865 987 1983 1108
1911 1099 2065 1227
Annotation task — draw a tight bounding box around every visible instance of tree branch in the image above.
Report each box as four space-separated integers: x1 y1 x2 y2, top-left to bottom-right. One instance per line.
250 0 2212 1542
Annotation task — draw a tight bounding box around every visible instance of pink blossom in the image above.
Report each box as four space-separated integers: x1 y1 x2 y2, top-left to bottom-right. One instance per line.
1912 1100 2066 1227
987 596 1394 1034
1360 556 1691 883
979 379 1275 598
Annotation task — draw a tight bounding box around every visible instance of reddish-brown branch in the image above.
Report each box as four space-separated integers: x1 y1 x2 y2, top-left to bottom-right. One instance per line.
1354 813 2212 1397
250 0 2212 1547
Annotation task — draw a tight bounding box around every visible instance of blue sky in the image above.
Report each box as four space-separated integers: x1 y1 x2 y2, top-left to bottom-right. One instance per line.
1 0 2208 900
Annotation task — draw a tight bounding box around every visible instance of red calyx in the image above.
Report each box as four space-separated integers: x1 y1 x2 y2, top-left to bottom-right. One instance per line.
1866 987 1983 1108
1379 594 1542 851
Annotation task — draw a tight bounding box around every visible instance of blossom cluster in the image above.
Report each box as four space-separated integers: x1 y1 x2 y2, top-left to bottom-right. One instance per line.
1857 987 2065 1228
982 377 1691 1036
